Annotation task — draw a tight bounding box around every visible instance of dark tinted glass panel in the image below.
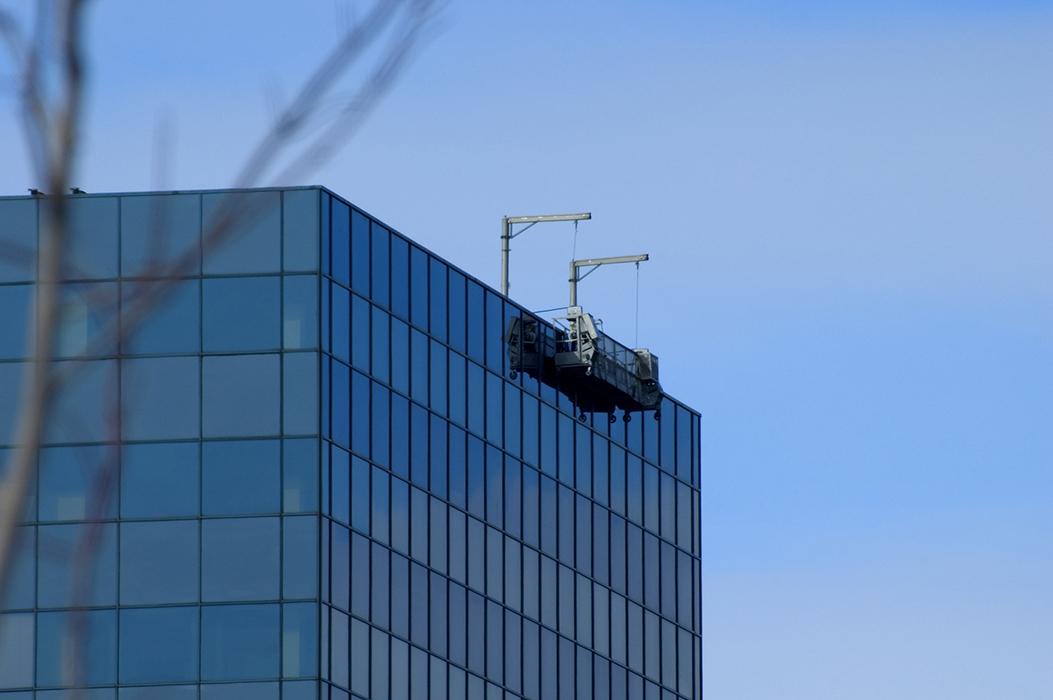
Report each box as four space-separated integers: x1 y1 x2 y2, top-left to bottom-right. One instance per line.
283 189 320 273
68 197 118 279
0 285 32 360
0 199 37 283
447 269 466 352
284 275 318 350
120 520 198 604
466 280 484 362
202 517 279 601
123 278 199 354
390 234 409 318
202 354 280 437
122 356 199 440
37 609 116 685
332 284 350 363
484 291 502 372
121 442 199 518
371 221 390 306
372 306 390 383
121 194 200 277
351 210 370 296
352 294 370 371
38 523 116 607
410 245 428 330
202 191 281 274
429 257 447 342
120 606 199 684
38 445 114 521
331 199 350 286
202 604 280 681
203 277 280 351
203 439 280 515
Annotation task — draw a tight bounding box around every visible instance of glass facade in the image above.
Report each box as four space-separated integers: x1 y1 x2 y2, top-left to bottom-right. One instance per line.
0 187 702 699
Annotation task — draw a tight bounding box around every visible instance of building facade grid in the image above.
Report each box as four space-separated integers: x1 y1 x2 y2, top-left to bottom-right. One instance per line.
0 186 701 700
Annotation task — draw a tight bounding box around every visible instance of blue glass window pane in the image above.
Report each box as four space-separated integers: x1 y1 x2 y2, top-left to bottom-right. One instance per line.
38 523 116 607
284 275 318 349
467 435 484 519
449 352 466 427
204 276 280 351
522 394 539 468
202 604 280 681
68 196 118 279
203 354 280 437
486 446 503 528
120 520 199 605
202 191 281 274
371 221 390 306
351 532 370 618
48 359 112 444
121 193 201 277
505 384 521 457
372 306 390 383
283 602 318 678
351 210 370 296
391 477 409 554
410 403 428 488
283 189 320 273
539 404 556 477
372 466 390 545
466 280 484 363
371 543 390 628
390 234 409 319
0 285 32 360
123 279 199 354
283 439 318 513
283 516 317 599
332 359 349 448
430 341 447 417
282 681 318 700
203 439 280 515
448 425 466 509
430 498 447 575
119 606 199 684
284 352 318 435
331 523 349 610
372 382 390 469
321 194 331 275
0 199 36 283
122 442 199 518
37 609 116 685
203 517 279 601
55 281 118 357
522 467 539 549
410 329 428 404
429 257 447 342
448 269 466 353
331 199 350 286
409 245 428 331
121 356 199 440
0 527 34 611
391 318 409 394
332 284 350 362
390 393 409 479
467 361 484 437
330 608 348 687
0 613 33 687
504 457 521 538
351 456 370 535
484 291 503 372
331 445 349 524
351 370 369 455
352 294 370 371
38 445 114 521
391 553 410 637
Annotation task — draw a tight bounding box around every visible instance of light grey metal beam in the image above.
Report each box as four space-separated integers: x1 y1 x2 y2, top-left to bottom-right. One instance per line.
501 212 591 296
569 254 649 306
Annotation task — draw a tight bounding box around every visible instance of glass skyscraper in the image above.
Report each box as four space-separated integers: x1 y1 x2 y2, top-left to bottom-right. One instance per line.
0 187 702 699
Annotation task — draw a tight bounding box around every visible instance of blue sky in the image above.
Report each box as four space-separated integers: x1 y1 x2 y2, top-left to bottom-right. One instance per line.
2 1 1051 697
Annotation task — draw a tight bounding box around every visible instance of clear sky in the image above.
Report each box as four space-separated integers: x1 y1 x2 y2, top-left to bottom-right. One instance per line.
2 1 1052 697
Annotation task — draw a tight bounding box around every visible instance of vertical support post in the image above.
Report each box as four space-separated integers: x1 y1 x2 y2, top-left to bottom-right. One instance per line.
500 216 510 296
569 261 578 307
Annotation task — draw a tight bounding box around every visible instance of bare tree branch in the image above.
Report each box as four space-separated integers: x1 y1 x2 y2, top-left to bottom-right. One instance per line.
0 0 90 609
